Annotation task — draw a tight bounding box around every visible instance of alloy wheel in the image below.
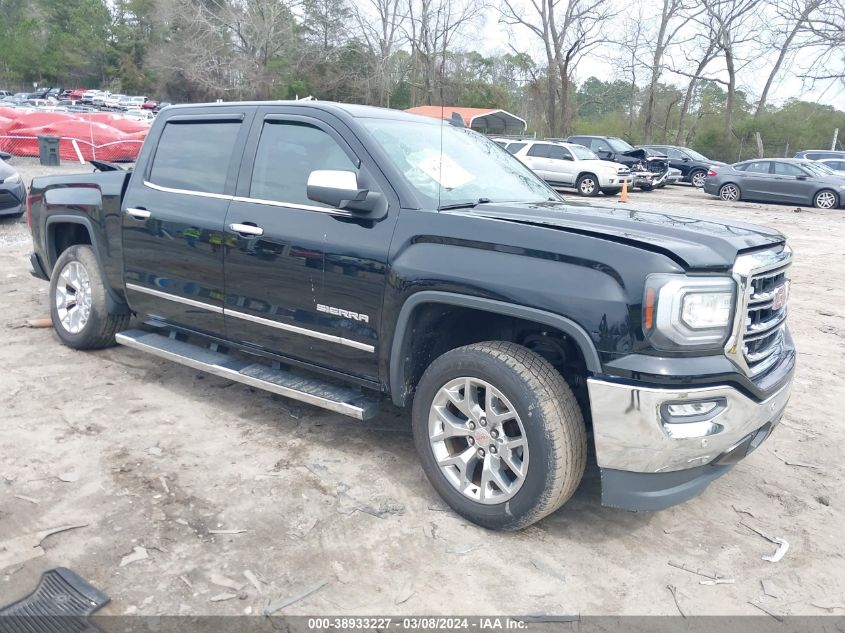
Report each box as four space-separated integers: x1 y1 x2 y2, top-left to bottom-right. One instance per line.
579 178 596 195
720 184 739 201
428 377 529 504
692 171 706 188
55 260 92 334
815 191 837 209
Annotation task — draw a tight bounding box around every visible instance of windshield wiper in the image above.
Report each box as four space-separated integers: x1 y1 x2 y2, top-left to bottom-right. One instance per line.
438 197 491 211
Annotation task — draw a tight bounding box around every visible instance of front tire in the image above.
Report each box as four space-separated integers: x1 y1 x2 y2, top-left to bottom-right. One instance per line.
814 189 839 209
601 187 621 196
638 183 654 191
412 342 587 530
576 174 599 197
49 245 129 349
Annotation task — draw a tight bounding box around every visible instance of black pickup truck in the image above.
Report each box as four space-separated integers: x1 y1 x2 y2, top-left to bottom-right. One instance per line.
27 101 795 530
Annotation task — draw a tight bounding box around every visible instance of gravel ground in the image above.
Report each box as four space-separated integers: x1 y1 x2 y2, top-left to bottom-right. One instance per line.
0 158 843 618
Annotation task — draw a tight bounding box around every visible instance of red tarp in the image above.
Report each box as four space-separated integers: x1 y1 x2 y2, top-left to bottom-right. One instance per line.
0 110 148 161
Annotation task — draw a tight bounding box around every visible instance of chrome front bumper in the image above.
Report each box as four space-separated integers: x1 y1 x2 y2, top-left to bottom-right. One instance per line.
587 376 792 473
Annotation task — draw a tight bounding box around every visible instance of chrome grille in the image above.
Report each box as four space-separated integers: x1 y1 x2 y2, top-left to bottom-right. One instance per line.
726 247 792 377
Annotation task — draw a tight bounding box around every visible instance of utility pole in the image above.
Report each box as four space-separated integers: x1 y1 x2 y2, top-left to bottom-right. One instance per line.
832 128 839 151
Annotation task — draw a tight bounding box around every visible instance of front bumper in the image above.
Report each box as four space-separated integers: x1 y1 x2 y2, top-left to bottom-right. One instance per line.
588 373 792 510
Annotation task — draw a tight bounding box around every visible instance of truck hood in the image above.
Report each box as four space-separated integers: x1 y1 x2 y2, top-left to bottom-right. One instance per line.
461 200 785 270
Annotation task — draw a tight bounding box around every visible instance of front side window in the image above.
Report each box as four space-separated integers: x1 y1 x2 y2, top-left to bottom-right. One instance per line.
361 118 554 208
149 121 241 194
250 121 357 207
547 145 573 161
667 148 685 159
569 145 598 160
607 137 634 152
773 162 806 176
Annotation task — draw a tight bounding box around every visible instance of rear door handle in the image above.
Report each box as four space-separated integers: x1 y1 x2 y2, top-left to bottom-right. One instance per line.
229 223 264 237
125 207 151 220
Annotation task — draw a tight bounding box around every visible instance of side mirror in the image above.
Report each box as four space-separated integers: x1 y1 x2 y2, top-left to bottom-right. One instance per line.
307 170 382 214
682 157 690 162
796 175 808 180
563 155 574 161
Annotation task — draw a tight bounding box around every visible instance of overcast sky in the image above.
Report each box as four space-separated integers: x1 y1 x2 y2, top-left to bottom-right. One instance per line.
474 7 844 109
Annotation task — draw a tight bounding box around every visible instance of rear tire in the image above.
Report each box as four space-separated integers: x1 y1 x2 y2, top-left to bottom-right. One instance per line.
689 169 707 188
412 342 587 531
814 189 839 209
576 174 600 197
49 245 129 349
719 183 741 201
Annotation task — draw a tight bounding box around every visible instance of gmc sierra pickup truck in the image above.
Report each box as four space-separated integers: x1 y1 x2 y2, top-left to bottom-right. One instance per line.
27 101 795 530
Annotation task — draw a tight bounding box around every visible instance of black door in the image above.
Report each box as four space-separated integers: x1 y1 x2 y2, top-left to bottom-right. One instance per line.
121 109 251 335
222 110 397 380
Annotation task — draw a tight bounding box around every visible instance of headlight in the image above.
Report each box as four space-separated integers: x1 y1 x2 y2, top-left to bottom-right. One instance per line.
643 274 735 349
4 172 21 183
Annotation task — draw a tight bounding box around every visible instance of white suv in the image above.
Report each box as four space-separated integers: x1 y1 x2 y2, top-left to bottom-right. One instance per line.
512 141 632 196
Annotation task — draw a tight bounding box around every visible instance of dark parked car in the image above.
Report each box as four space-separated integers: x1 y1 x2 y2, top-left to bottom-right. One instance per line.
564 135 668 190
27 101 795 530
0 154 25 218
794 150 845 161
639 144 725 188
704 158 845 209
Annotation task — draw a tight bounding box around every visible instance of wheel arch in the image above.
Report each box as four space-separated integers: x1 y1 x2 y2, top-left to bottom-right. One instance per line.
388 291 601 407
46 215 129 314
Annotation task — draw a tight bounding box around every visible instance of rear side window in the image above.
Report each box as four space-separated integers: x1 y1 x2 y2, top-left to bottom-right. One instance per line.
250 121 357 207
527 144 550 158
744 161 771 174
149 121 241 194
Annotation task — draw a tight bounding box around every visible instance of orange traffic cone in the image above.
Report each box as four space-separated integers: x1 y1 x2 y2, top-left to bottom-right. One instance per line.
620 178 629 203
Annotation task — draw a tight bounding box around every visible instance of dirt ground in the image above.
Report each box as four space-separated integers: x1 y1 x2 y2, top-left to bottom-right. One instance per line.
0 157 843 618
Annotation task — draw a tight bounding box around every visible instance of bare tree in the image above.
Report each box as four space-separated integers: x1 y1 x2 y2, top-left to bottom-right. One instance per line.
753 0 821 117
701 0 760 135
500 0 617 135
352 0 408 106
642 0 700 142
405 0 483 105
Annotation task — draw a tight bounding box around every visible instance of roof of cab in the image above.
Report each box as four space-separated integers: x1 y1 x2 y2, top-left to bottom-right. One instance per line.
163 100 438 124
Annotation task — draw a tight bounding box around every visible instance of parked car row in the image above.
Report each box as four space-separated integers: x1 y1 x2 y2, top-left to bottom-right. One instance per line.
1 87 171 118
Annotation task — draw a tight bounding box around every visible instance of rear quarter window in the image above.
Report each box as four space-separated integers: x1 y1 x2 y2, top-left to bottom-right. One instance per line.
148 121 241 194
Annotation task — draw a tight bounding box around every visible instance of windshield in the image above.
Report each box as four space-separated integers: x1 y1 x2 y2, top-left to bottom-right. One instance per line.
607 137 634 152
806 161 834 175
570 145 598 160
684 148 708 161
361 118 556 208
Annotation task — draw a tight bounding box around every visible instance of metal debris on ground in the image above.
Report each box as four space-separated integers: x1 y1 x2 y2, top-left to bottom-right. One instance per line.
531 559 567 584
748 600 784 622
13 494 39 504
762 578 781 599
244 570 263 595
209 592 237 602
264 580 328 615
208 529 247 535
739 521 790 562
208 572 245 591
119 546 148 567
0 523 88 569
667 584 685 618
395 578 415 605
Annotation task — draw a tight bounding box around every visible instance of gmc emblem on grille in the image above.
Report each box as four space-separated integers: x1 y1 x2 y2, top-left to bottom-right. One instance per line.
772 283 789 310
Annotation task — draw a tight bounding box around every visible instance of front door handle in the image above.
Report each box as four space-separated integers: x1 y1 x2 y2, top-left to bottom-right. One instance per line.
229 223 264 237
125 207 151 220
